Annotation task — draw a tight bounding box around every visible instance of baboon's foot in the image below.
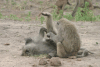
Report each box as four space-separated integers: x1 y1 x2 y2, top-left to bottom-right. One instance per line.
42 12 51 16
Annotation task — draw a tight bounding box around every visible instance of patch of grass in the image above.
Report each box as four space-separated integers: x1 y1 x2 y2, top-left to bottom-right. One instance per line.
25 12 32 21
0 12 3 19
33 54 47 58
9 14 22 21
39 1 43 5
11 0 16 5
63 13 74 20
51 5 63 20
75 2 96 21
40 16 45 24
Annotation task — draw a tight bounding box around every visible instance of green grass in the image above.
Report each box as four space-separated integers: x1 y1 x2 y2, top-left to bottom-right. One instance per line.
50 2 100 21
33 54 47 58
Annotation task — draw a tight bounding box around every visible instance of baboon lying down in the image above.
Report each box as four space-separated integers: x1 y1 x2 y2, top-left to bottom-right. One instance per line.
21 27 56 57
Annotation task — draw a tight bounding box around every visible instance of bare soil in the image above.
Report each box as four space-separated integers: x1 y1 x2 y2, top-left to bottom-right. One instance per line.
0 0 100 67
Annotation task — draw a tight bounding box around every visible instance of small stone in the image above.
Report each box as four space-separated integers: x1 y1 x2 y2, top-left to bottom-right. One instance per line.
39 58 47 65
50 57 61 66
4 43 10 46
76 58 81 61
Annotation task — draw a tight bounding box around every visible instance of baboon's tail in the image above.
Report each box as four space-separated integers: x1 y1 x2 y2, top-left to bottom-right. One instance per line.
25 38 33 45
94 6 100 9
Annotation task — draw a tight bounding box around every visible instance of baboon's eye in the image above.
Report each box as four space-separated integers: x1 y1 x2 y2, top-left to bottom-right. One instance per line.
57 22 59 25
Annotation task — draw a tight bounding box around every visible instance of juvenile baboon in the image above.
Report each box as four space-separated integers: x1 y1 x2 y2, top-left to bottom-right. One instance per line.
21 27 56 56
72 0 100 17
46 18 81 58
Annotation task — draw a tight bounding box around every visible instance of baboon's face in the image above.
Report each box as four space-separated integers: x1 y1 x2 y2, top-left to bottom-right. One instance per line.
21 46 32 56
21 45 38 56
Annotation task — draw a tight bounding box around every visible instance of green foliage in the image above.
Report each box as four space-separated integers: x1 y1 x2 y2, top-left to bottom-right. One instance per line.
40 16 45 24
96 42 98 45
0 12 3 19
11 0 16 5
25 11 32 21
63 13 74 20
75 2 96 21
51 5 63 20
39 1 43 4
9 14 22 21
33 54 47 58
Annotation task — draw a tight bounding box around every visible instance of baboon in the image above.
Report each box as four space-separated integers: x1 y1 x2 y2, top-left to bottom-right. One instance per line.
55 0 71 14
21 27 57 56
46 18 81 58
72 0 100 17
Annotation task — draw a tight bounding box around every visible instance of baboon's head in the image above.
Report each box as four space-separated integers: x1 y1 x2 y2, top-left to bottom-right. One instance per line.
21 44 38 56
55 18 68 32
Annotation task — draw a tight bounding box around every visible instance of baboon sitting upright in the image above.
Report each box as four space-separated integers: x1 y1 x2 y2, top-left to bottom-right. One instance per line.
21 27 56 57
46 18 81 58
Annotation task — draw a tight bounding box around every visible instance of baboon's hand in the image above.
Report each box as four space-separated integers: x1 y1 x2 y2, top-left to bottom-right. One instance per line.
42 12 51 16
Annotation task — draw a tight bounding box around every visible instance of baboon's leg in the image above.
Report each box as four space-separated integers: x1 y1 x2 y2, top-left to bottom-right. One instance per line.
41 12 57 35
57 42 67 58
72 0 85 17
62 3 66 10
67 0 71 5
72 0 80 17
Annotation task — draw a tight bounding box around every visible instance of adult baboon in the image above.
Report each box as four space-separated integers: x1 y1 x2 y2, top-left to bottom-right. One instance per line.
46 18 81 58
21 27 56 57
72 0 100 17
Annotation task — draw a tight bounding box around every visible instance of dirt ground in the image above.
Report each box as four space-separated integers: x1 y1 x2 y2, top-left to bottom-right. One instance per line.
0 0 100 67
